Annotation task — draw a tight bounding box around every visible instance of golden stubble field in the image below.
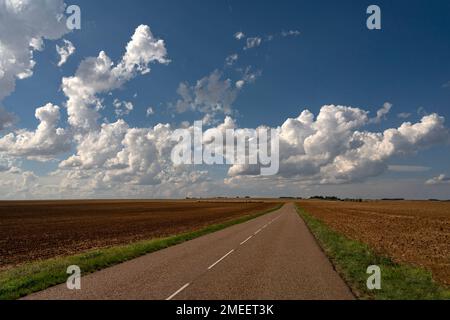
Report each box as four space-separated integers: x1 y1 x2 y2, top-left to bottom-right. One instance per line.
299 200 450 286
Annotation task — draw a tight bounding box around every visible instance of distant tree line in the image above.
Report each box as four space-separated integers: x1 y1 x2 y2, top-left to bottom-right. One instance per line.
307 196 363 202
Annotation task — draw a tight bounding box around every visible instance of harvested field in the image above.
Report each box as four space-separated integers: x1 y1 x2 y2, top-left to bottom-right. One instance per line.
298 200 450 286
0 200 277 269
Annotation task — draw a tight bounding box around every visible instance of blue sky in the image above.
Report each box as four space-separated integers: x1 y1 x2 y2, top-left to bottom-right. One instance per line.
0 0 449 199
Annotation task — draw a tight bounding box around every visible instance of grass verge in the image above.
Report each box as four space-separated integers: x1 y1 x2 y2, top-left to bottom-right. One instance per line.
0 204 282 300
296 204 450 300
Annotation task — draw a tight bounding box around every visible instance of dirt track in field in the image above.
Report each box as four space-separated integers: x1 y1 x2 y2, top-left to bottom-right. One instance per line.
0 200 277 269
298 200 450 285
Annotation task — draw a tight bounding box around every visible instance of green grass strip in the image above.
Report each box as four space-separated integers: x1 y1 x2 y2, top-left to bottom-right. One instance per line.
296 204 450 300
0 204 282 300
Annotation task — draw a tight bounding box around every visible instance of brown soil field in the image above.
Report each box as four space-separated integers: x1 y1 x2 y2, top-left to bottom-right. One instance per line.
298 200 450 285
0 200 277 269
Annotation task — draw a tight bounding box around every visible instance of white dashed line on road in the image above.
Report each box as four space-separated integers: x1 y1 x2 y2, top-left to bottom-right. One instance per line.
167 214 282 300
166 283 190 300
208 249 235 270
240 235 253 245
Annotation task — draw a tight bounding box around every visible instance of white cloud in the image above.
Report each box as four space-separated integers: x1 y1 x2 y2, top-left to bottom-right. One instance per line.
417 106 428 116
235 80 245 89
0 103 71 160
62 24 169 131
58 121 204 188
244 37 262 50
397 112 411 119
120 25 170 73
236 66 262 88
1 104 449 199
59 120 130 170
0 0 69 102
241 66 262 84
426 174 450 185
234 32 245 40
1 24 169 167
0 106 15 130
56 39 75 67
174 70 238 117
371 102 392 124
0 153 15 172
229 105 449 185
225 53 238 66
113 99 134 117
55 25 181 188
388 165 430 172
281 30 301 37
0 9 448 200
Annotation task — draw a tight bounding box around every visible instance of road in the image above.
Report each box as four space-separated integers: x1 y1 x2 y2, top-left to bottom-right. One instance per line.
25 203 354 300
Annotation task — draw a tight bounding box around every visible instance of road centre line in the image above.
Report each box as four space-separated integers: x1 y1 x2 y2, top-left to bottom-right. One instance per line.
167 214 282 300
240 235 253 245
208 249 235 270
166 283 190 300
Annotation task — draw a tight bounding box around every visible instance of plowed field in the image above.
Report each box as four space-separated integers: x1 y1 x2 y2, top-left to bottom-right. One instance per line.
298 200 450 285
0 200 277 269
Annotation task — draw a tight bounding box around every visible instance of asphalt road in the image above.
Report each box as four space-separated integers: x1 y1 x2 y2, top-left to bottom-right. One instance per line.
25 203 354 300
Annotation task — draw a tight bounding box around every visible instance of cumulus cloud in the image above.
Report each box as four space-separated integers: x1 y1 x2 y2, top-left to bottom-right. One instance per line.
53 101 449 196
244 37 262 50
174 70 239 117
59 120 203 187
0 103 71 160
0 0 74 164
2 103 449 199
56 39 75 67
62 24 169 131
229 105 449 185
55 25 179 188
1 24 169 167
0 0 69 102
173 64 261 119
0 7 448 199
426 174 450 185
